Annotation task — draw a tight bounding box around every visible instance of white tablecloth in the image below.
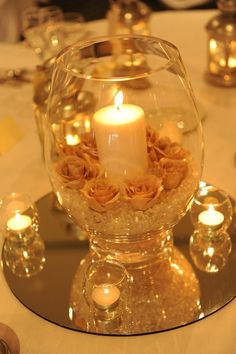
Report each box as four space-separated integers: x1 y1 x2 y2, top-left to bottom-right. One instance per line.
0 10 236 354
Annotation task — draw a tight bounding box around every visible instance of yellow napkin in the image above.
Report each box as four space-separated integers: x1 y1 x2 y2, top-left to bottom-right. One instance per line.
0 116 24 155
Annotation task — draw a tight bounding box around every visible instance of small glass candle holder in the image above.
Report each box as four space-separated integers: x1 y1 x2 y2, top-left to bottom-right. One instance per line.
205 0 236 87
83 258 130 333
33 55 95 157
189 184 233 272
3 233 46 278
0 192 39 245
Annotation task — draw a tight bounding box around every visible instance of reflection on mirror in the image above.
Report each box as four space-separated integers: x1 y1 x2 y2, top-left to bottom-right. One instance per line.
189 184 233 273
2 192 236 335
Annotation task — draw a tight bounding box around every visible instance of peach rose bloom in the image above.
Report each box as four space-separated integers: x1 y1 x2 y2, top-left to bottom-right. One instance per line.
123 175 163 211
56 155 99 189
82 178 120 212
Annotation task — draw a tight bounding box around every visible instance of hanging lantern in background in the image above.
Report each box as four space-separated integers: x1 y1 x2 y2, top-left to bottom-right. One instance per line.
206 0 236 87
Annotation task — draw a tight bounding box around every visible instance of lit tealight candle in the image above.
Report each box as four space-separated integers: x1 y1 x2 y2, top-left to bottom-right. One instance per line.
7 213 32 232
93 90 148 180
91 284 121 310
198 205 224 228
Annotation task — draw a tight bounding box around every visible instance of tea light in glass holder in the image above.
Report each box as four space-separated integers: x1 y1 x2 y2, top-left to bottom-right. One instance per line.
3 233 46 277
205 0 236 87
7 213 32 233
198 205 224 229
84 258 129 330
0 192 38 243
189 184 233 273
92 284 121 310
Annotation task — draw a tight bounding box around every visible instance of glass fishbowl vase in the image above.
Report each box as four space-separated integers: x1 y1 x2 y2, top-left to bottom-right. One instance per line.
44 35 203 333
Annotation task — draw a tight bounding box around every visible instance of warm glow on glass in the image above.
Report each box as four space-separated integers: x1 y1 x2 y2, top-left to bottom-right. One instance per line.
228 57 236 68
210 39 217 51
199 181 207 188
219 58 226 67
84 117 91 132
66 133 80 146
207 247 214 257
226 24 233 32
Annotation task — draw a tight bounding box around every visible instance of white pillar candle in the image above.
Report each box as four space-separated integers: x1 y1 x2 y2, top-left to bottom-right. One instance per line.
198 205 224 227
91 284 120 310
7 213 32 232
93 91 147 180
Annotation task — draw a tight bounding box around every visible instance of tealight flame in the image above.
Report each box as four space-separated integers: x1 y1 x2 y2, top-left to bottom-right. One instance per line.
115 90 123 111
208 205 215 215
15 213 21 222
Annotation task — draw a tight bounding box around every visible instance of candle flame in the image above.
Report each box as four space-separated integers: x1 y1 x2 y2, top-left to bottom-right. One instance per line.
208 205 215 215
15 213 21 221
115 91 123 111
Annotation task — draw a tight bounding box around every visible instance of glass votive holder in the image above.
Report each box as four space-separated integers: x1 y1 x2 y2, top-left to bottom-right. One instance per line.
205 0 236 87
3 233 46 278
189 184 233 272
83 258 130 332
0 192 39 245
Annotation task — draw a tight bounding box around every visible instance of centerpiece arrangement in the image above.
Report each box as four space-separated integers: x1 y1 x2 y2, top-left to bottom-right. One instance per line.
44 35 203 334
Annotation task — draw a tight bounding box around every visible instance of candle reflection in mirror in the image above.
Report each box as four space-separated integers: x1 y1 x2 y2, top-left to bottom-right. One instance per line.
189 184 233 273
3 233 46 278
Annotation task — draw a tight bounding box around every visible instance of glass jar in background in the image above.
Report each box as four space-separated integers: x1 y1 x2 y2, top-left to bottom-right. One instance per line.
33 56 95 158
23 6 86 62
22 6 64 61
107 0 151 36
205 0 236 87
33 56 55 156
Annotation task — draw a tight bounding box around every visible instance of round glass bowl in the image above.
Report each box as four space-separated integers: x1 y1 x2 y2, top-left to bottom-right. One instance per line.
45 35 203 265
44 35 203 333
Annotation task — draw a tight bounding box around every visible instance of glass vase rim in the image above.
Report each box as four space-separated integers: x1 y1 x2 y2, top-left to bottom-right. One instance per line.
54 34 182 82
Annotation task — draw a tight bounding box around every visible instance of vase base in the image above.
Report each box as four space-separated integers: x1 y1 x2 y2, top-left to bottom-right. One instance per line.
70 247 201 334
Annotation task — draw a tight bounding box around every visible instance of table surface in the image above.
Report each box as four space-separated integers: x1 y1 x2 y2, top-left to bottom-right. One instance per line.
0 9 236 354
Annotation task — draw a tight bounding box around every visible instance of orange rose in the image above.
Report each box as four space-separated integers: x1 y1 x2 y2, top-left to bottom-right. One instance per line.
56 155 99 189
123 175 163 210
148 132 171 163
82 178 120 212
79 132 98 160
159 158 188 190
164 142 187 160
